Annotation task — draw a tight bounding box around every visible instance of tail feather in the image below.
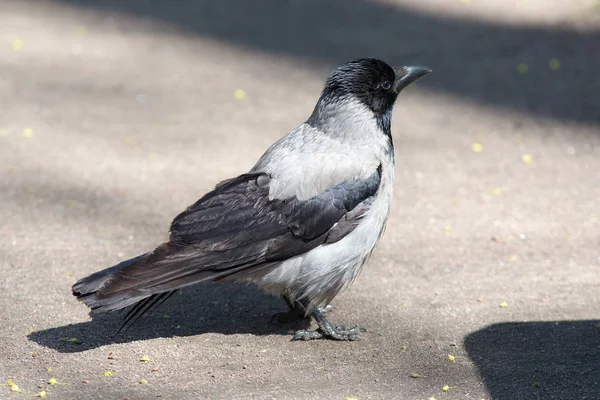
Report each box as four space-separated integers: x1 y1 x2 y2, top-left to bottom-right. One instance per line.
71 242 271 315
72 253 150 312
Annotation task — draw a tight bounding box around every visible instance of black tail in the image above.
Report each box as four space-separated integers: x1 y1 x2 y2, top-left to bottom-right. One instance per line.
72 253 149 312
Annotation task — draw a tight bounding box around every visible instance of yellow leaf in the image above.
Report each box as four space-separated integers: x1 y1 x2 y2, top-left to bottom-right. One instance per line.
11 39 23 51
499 301 508 308
521 154 533 164
21 128 34 138
447 354 456 362
233 89 246 100
48 378 57 385
102 371 113 377
471 143 483 153
139 379 148 385
517 63 529 74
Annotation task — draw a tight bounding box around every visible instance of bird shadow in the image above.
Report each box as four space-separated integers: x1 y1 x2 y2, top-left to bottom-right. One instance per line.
28 283 311 353
464 320 600 400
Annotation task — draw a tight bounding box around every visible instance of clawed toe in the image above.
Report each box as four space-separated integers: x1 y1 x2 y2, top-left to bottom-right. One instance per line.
334 325 367 334
292 326 363 341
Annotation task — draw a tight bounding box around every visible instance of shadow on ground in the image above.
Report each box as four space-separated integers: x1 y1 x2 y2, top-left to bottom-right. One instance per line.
54 0 600 126
28 283 310 353
465 320 600 400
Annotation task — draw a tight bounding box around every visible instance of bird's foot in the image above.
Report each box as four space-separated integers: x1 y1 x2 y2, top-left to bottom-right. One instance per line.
291 304 366 341
334 325 367 335
292 325 365 341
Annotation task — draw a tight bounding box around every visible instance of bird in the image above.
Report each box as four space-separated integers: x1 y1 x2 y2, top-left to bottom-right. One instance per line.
72 58 431 341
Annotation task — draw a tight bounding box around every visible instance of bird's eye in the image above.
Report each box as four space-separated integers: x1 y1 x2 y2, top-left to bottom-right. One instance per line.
381 81 392 90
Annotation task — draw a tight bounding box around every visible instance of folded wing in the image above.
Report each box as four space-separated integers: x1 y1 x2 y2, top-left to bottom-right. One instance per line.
73 168 381 316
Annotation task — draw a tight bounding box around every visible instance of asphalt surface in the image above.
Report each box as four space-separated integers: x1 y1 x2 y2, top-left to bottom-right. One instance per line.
1 1 599 399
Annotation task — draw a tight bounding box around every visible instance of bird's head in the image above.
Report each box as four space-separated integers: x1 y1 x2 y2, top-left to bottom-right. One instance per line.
321 58 431 116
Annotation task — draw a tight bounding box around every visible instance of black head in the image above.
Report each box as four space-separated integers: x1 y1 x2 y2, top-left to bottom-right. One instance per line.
320 58 431 116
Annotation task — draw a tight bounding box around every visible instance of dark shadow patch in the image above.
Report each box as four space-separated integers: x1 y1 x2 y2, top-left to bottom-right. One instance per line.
28 283 311 353
52 0 600 125
465 320 600 400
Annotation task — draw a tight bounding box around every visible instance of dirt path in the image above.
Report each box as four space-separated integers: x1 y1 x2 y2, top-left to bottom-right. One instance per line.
1 1 599 399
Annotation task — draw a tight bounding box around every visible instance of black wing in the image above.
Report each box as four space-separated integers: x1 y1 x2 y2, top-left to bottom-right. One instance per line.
73 167 381 314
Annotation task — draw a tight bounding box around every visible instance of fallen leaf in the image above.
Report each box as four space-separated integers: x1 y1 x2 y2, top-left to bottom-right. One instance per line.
471 143 483 153
21 128 34 138
11 39 23 51
517 63 529 74
521 154 533 164
233 89 246 100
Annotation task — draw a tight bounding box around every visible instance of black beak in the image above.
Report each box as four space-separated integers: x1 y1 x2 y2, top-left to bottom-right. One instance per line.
393 65 431 92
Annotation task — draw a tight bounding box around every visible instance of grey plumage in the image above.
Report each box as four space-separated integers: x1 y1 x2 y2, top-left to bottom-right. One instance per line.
72 58 430 340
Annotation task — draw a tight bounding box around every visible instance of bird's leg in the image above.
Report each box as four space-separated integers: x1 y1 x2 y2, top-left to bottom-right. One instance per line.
292 301 366 341
317 304 336 315
270 294 309 324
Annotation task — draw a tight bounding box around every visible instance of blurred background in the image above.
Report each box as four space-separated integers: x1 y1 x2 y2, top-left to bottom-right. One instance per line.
1 1 599 399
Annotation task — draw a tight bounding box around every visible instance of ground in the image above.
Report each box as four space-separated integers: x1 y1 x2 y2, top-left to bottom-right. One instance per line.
0 1 599 399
